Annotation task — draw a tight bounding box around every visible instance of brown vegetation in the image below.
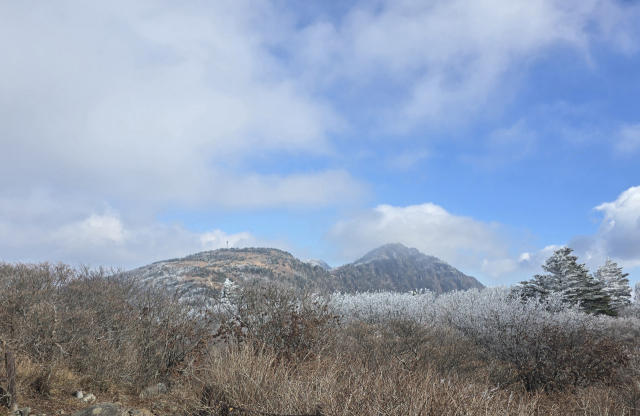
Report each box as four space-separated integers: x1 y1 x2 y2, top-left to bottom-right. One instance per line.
1 262 640 416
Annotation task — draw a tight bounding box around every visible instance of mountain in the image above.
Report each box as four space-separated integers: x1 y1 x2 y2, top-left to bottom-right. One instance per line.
302 259 332 270
127 247 341 296
329 243 484 294
127 244 483 296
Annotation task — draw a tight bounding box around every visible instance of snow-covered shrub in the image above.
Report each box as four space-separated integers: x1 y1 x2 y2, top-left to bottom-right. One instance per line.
618 302 640 320
329 290 437 324
432 286 577 338
330 287 630 391
432 288 630 390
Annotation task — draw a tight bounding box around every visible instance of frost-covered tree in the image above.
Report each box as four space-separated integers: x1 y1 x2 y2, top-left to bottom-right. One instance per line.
518 247 613 315
221 278 237 299
594 259 631 309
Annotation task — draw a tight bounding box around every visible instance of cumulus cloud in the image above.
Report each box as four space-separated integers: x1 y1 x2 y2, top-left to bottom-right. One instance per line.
55 212 128 246
479 186 640 279
570 186 640 270
325 201 626 282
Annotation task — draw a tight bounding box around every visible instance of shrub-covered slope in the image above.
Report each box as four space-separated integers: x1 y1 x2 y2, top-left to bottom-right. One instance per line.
127 247 343 295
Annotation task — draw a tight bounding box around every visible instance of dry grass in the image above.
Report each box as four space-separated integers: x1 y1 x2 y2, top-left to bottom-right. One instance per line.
198 343 640 416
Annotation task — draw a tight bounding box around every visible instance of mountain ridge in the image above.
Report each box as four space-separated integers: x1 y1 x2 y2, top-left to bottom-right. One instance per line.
127 243 483 296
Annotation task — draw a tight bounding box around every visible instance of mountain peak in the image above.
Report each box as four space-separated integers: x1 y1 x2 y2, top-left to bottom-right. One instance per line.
302 259 332 270
354 243 432 265
331 243 481 294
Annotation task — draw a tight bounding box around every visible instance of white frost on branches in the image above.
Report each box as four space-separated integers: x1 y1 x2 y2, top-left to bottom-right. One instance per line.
594 259 631 309
517 247 613 314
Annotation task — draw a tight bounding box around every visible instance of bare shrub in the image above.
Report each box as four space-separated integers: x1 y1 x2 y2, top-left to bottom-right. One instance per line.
0 262 216 397
199 343 637 416
515 323 628 392
3 263 640 415
334 319 482 377
213 279 339 362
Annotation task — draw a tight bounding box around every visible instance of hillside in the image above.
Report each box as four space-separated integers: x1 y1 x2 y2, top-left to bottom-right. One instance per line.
127 247 341 296
302 259 332 270
330 243 484 294
128 244 483 296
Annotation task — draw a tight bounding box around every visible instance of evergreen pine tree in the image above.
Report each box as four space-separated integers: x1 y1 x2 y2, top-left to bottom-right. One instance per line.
594 259 631 309
518 247 614 315
518 273 557 299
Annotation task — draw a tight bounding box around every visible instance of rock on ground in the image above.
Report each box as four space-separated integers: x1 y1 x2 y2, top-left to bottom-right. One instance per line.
71 403 127 416
138 383 167 399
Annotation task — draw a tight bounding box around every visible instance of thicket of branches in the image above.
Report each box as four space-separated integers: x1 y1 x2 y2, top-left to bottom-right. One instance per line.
1 259 640 415
0 262 214 397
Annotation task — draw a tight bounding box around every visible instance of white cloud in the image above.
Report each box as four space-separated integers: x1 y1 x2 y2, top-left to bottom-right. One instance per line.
1 1 639 273
200 229 256 250
326 203 589 281
0 191 284 268
0 1 362 209
0 0 636 210
477 186 640 281
478 186 640 280
55 212 127 246
296 0 640 129
213 170 368 209
570 186 640 269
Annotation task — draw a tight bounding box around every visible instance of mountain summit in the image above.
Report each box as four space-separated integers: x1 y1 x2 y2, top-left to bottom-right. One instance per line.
354 243 439 265
331 243 483 294
127 247 341 295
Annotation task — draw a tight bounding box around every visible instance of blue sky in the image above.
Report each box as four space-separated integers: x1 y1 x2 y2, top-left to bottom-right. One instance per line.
1 0 640 286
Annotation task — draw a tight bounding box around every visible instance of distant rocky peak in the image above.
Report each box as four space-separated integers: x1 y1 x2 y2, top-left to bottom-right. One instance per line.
302 259 332 270
353 243 421 265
